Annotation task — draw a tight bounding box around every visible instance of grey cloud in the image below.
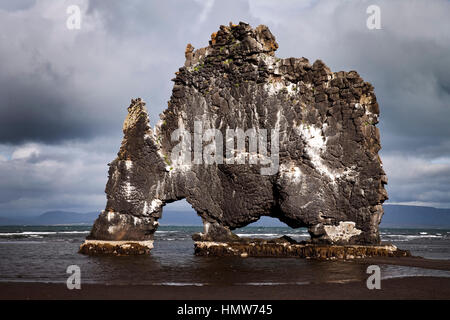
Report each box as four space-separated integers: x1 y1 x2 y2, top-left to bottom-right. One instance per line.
0 0 36 12
383 153 450 207
0 73 97 144
0 1 183 144
0 137 117 215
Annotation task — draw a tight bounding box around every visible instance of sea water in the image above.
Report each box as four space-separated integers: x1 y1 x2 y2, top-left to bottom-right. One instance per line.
0 225 449 285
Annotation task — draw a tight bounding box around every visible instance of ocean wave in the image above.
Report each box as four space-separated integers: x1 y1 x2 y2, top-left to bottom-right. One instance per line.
285 233 309 237
159 282 206 286
238 281 310 286
236 232 309 238
236 233 280 237
382 234 444 240
155 231 179 234
0 241 46 244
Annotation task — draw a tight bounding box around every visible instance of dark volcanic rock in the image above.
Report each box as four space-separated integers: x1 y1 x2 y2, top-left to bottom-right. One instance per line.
83 22 388 253
79 240 152 255
193 241 410 260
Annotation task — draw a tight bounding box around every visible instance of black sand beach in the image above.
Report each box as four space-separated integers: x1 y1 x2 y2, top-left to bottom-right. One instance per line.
1 276 450 300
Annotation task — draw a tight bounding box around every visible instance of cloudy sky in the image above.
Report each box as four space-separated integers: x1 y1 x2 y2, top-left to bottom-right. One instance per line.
0 0 449 218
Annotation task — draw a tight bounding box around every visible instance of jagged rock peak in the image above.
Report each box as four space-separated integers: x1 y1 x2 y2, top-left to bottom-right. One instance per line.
117 98 154 162
122 98 149 136
184 22 278 68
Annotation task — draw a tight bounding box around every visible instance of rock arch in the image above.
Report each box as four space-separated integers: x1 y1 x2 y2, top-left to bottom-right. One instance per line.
80 22 388 255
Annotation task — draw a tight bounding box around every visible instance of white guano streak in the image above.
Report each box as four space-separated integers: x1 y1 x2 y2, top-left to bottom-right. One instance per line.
125 182 134 198
125 160 133 170
279 163 302 183
296 123 340 183
148 199 162 214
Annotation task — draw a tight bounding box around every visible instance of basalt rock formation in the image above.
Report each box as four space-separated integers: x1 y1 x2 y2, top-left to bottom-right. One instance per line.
194 240 410 260
81 22 389 256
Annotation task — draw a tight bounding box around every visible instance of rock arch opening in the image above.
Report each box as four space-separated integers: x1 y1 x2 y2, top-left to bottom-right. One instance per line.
157 199 202 227
150 199 204 255
234 216 310 243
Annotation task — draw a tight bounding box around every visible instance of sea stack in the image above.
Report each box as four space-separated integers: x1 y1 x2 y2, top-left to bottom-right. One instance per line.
80 22 396 258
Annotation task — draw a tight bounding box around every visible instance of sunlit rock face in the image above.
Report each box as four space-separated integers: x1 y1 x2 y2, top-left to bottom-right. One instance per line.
84 22 387 250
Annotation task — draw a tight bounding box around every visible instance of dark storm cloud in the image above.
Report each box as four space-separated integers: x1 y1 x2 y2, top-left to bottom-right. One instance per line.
1 0 450 217
356 36 450 156
0 0 257 145
0 0 186 144
0 1 120 144
0 72 95 144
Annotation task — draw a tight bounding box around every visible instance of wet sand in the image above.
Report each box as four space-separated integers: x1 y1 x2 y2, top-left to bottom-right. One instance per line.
1 257 449 300
0 277 449 300
354 256 450 271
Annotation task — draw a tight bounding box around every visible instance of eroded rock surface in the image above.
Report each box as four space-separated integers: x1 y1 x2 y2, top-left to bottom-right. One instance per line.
81 22 388 255
194 240 410 260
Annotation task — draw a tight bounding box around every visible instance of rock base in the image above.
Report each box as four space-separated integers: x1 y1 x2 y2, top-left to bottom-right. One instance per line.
79 240 154 256
194 238 410 260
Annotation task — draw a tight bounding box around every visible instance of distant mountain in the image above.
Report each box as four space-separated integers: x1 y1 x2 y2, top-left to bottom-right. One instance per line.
158 210 203 226
0 217 22 226
31 211 100 225
0 211 99 226
1 205 450 228
160 205 450 228
381 205 450 228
